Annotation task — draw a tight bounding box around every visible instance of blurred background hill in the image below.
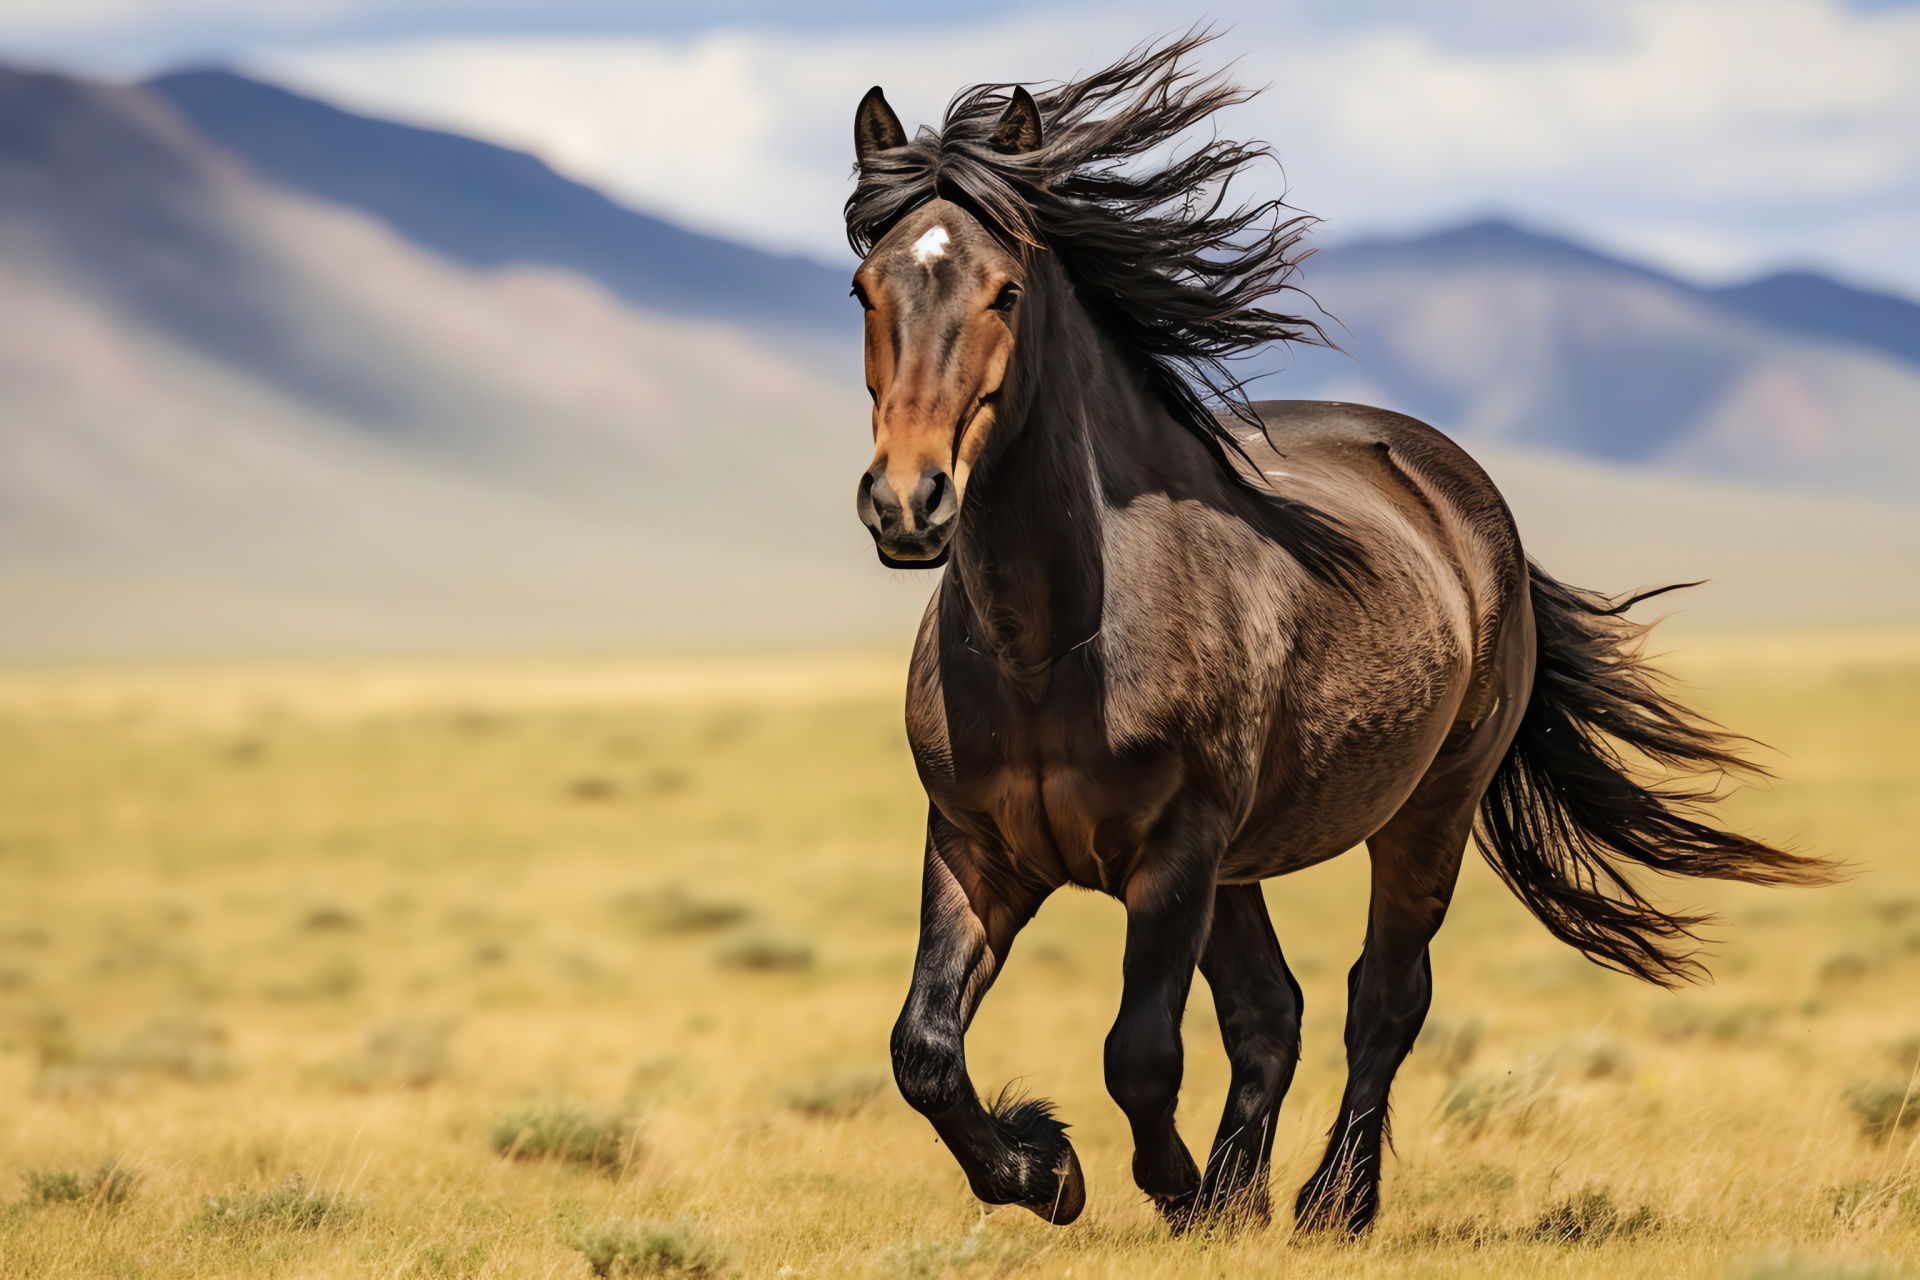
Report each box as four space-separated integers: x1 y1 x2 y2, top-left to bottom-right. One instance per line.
144 69 855 346
0 65 892 656
1 54 1917 656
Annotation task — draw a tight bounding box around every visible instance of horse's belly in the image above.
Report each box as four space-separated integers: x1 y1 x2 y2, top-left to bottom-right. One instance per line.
1221 676 1470 881
1218 776 1409 881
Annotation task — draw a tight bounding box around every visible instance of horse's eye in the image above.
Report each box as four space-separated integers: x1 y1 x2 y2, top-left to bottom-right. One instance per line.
850 283 875 311
990 283 1021 312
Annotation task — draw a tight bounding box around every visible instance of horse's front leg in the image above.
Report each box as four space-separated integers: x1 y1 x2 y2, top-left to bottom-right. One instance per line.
1105 805 1224 1232
891 809 1083 1224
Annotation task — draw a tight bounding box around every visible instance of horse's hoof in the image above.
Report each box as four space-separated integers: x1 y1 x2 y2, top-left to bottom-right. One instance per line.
1292 1175 1377 1237
1155 1188 1201 1235
1020 1143 1084 1225
1186 1184 1271 1235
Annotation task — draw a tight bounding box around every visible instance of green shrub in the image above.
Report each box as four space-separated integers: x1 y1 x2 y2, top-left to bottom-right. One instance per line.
23 1158 141 1208
619 886 749 934
1825 1177 1909 1226
299 905 361 932
23 1167 85 1203
34 1015 232 1093
199 1173 361 1232
565 1217 729 1277
782 1068 886 1118
327 1019 453 1090
714 928 812 972
409 1239 493 1277
1846 1080 1920 1140
878 1222 1038 1278
1527 1185 1657 1245
1407 1161 1516 1208
491 1102 636 1172
1649 1001 1779 1045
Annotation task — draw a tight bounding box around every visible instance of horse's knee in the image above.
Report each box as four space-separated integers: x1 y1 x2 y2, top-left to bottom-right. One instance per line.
1104 1016 1182 1119
1227 1056 1290 1115
891 1018 966 1116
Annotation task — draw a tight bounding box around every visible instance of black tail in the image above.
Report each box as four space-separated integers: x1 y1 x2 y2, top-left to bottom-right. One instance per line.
1475 563 1837 987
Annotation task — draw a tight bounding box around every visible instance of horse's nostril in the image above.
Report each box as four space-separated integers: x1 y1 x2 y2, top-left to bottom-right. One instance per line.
910 470 956 529
860 468 906 533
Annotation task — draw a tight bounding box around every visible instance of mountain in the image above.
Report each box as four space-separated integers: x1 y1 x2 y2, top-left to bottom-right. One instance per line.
143 68 855 345
136 71 1919 493
1702 270 1920 371
0 65 1914 657
1276 219 1920 495
0 65 919 657
1300 218 1920 369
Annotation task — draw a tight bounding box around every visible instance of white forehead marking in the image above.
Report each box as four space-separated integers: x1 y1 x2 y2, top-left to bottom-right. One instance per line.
911 225 950 264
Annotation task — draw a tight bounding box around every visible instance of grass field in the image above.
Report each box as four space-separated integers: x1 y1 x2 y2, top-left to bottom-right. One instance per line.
2 633 1919 1278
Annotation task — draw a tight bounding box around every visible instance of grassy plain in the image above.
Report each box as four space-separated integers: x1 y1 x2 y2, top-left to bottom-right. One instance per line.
1 634 1919 1278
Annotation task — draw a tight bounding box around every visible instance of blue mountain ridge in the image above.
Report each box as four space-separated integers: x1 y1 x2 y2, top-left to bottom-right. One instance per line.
147 70 1919 373
1322 218 1920 371
145 68 857 341
1259 217 1920 488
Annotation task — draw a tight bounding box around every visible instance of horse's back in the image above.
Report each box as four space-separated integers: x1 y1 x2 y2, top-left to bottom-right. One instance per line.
1244 399 1529 644
1247 400 1522 554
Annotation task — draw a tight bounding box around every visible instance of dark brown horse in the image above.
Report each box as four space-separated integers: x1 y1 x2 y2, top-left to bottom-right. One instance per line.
844 37 1831 1235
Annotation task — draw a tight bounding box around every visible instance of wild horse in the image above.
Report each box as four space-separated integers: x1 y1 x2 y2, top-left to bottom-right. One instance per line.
844 36 1831 1235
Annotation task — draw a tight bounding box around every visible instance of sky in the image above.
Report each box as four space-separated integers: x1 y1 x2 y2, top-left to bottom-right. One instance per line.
2 0 1917 295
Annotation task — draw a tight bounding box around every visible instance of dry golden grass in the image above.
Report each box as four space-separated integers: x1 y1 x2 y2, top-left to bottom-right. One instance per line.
2 631 1919 1277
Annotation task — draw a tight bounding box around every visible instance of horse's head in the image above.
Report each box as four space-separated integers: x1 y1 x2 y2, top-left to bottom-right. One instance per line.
849 87 1041 567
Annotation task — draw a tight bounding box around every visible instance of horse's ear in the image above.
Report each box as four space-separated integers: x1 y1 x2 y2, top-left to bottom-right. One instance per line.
986 86 1042 155
855 87 908 164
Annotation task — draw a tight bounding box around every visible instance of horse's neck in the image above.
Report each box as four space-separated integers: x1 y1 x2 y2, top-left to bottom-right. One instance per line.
945 309 1155 680
946 412 1102 677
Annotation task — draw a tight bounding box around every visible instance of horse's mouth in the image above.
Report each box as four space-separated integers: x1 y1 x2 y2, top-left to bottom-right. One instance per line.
869 520 954 569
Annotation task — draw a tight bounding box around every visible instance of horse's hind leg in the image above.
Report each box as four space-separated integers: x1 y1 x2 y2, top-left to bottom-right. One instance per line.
891 809 1083 1224
1293 766 1483 1235
1194 882 1303 1224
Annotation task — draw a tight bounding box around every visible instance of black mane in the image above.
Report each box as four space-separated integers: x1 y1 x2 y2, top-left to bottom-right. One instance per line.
845 34 1326 446
845 32 1366 586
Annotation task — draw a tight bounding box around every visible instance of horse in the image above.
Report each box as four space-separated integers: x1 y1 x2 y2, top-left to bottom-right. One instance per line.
842 36 1833 1236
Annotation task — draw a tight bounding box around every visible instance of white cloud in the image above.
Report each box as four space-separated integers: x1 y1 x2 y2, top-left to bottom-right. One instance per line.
253 0 1920 290
1273 0 1919 200
0 0 366 37
258 19 1125 263
1254 0 1920 283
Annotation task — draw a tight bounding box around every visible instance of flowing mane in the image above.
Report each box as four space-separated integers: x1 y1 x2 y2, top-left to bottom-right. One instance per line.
844 33 1326 461
844 32 1367 586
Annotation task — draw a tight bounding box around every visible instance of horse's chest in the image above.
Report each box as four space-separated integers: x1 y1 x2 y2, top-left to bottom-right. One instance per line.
915 698 1175 892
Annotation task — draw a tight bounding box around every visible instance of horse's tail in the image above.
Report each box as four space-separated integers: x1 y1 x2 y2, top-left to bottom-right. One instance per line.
1474 563 1838 987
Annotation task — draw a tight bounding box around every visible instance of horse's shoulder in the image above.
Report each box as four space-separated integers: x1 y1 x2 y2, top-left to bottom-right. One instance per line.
905 587 953 781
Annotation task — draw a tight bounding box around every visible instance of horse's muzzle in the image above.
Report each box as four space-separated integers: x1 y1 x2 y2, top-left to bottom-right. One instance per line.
858 464 958 565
